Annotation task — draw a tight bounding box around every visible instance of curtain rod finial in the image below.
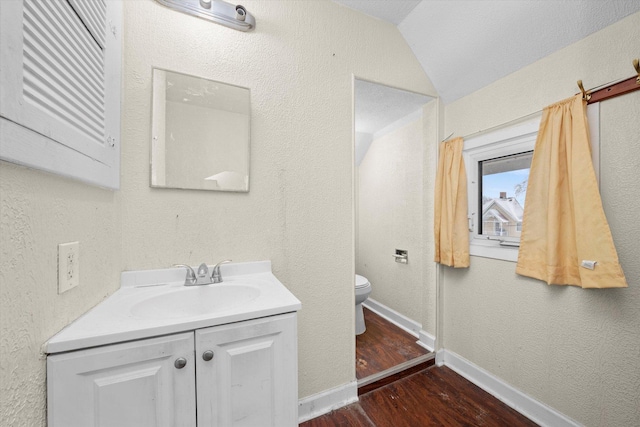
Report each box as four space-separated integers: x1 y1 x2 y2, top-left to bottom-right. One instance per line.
633 59 639 84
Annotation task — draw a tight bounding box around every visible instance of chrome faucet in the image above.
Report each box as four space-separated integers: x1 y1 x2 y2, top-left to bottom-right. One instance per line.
211 259 232 283
175 261 232 286
196 263 212 285
175 263 216 286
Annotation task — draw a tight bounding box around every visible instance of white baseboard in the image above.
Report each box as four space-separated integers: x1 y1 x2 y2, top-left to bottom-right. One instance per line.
438 350 583 427
363 299 421 337
417 330 435 352
298 380 358 423
363 299 436 352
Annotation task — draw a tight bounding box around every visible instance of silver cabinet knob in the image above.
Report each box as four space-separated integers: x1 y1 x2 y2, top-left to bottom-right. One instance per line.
174 357 187 369
202 350 214 361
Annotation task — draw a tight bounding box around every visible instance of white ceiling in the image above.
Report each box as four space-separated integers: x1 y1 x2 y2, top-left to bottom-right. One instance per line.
333 0 421 25
355 79 433 134
354 79 433 166
335 0 640 104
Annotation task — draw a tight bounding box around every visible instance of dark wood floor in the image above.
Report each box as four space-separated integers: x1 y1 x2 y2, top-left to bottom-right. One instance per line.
300 366 539 427
356 307 430 379
301 308 538 426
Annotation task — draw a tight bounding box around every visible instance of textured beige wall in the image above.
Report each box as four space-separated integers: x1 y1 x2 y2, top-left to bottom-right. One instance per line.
121 0 435 402
421 99 440 334
357 101 439 336
0 164 121 426
0 1 434 425
357 115 425 322
442 12 640 426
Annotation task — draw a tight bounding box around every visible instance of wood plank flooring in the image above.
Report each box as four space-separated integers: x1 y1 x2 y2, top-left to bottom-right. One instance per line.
301 308 538 426
356 307 430 379
300 366 539 427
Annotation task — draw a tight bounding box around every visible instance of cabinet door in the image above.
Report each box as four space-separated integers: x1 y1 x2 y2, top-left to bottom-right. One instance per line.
196 313 298 427
47 332 196 427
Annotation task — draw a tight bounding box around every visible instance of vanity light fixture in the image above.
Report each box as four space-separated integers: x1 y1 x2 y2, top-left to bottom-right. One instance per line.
154 0 255 32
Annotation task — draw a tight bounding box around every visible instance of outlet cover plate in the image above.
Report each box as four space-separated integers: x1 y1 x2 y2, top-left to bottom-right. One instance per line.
58 242 79 294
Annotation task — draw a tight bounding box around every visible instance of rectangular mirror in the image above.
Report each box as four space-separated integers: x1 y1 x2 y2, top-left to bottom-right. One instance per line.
151 69 250 191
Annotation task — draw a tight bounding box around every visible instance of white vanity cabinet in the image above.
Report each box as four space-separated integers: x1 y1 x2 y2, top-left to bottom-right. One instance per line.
47 332 197 427
47 313 298 427
196 313 298 426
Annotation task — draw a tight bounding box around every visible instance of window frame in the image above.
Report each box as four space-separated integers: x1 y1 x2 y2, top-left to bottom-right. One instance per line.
463 105 600 262
463 117 539 262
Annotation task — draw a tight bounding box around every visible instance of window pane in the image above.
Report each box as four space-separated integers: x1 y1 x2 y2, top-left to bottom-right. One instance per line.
479 151 532 237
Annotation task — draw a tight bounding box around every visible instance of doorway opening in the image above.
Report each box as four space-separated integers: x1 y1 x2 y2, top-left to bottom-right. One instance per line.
353 78 437 391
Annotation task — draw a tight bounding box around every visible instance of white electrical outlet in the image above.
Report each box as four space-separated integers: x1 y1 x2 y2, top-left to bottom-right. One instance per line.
58 242 80 294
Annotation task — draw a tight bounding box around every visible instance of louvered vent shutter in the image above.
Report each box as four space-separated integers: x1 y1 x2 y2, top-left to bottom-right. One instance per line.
0 0 121 189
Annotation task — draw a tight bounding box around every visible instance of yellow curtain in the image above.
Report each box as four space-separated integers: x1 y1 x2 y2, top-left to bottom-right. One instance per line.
516 94 627 288
434 137 469 268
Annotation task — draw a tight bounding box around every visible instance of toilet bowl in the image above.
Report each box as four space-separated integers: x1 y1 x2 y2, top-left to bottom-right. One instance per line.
355 274 372 335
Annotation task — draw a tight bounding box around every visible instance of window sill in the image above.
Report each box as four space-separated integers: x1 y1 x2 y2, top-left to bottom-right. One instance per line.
469 240 519 262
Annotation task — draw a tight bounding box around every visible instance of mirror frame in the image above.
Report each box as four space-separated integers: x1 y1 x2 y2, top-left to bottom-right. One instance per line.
149 68 251 192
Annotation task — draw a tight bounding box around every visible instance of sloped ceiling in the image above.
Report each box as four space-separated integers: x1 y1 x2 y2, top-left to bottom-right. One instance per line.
334 0 640 104
332 0 421 25
354 79 434 165
354 79 433 135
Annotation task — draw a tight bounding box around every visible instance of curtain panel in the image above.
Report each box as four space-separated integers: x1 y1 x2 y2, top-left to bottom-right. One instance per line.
434 137 470 268
516 94 627 288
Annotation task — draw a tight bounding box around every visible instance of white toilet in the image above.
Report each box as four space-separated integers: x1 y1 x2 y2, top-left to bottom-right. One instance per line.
355 274 372 335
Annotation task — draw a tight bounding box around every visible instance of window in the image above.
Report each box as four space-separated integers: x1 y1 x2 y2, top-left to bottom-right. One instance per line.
463 105 600 262
0 0 122 189
479 150 532 238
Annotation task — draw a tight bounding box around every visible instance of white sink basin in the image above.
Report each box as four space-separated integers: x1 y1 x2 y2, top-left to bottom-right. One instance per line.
45 261 302 354
131 284 261 319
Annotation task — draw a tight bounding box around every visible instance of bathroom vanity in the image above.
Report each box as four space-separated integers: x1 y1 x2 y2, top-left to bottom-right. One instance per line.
46 261 301 427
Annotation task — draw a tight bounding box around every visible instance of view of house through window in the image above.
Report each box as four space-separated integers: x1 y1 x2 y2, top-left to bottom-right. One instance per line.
479 151 533 237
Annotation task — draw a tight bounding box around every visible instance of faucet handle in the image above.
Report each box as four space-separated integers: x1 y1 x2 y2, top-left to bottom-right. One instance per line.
211 259 232 283
174 264 197 286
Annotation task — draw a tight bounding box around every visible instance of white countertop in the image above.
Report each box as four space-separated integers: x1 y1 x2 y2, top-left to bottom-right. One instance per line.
46 261 301 354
